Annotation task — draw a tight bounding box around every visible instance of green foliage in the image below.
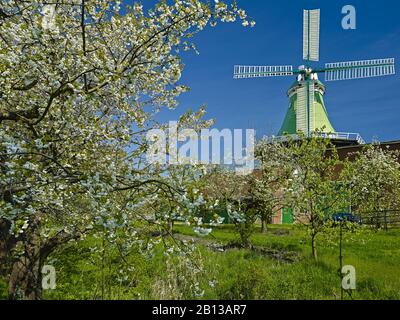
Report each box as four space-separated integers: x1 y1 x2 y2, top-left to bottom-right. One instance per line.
342 144 400 226
0 278 7 300
228 207 258 248
254 139 294 228
43 236 155 300
0 0 252 299
174 224 400 300
150 250 208 300
2 224 399 300
201 167 258 246
1 0 399 301
281 135 350 259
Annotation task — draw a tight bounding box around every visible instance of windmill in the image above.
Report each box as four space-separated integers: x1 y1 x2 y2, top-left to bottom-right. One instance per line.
234 9 396 145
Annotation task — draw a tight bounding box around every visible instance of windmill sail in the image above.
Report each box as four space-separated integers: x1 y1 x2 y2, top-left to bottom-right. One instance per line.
233 8 393 145
296 83 315 134
303 9 320 62
308 82 315 132
233 65 293 79
296 86 308 133
324 58 395 81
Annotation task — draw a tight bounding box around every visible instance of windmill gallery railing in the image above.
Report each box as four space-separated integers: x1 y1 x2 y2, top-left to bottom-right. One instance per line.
267 132 366 145
315 132 365 145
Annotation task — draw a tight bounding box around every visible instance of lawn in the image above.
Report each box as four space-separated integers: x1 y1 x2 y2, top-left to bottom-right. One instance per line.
1 224 399 300
170 223 400 300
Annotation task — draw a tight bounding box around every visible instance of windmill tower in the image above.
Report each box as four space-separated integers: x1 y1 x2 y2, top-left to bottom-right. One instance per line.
234 9 396 146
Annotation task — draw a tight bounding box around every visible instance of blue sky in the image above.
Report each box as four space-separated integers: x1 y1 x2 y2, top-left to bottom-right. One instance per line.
152 0 400 143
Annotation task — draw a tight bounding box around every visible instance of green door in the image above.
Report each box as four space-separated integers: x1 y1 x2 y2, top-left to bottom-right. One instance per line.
205 208 230 224
282 208 294 224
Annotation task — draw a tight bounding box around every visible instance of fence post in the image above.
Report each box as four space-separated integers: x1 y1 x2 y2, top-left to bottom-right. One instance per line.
339 219 344 300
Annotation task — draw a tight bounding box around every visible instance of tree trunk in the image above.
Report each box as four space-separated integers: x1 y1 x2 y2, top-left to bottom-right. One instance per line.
311 233 318 260
384 210 388 232
8 255 42 300
261 219 267 233
6 221 80 300
8 229 45 300
4 217 43 300
0 219 17 276
168 219 174 234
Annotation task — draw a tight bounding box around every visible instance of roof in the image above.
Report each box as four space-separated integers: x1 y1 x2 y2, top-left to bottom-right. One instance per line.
335 140 400 161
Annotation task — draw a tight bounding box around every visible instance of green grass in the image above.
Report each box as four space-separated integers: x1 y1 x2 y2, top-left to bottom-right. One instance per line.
173 223 400 300
1 224 399 300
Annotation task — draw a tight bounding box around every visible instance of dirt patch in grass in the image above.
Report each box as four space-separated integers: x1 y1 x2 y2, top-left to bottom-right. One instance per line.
216 242 300 263
269 228 291 236
174 234 300 263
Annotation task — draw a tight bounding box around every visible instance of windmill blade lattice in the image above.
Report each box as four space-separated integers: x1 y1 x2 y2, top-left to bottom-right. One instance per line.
324 58 396 81
303 9 320 62
233 65 294 79
296 83 315 133
233 8 396 141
